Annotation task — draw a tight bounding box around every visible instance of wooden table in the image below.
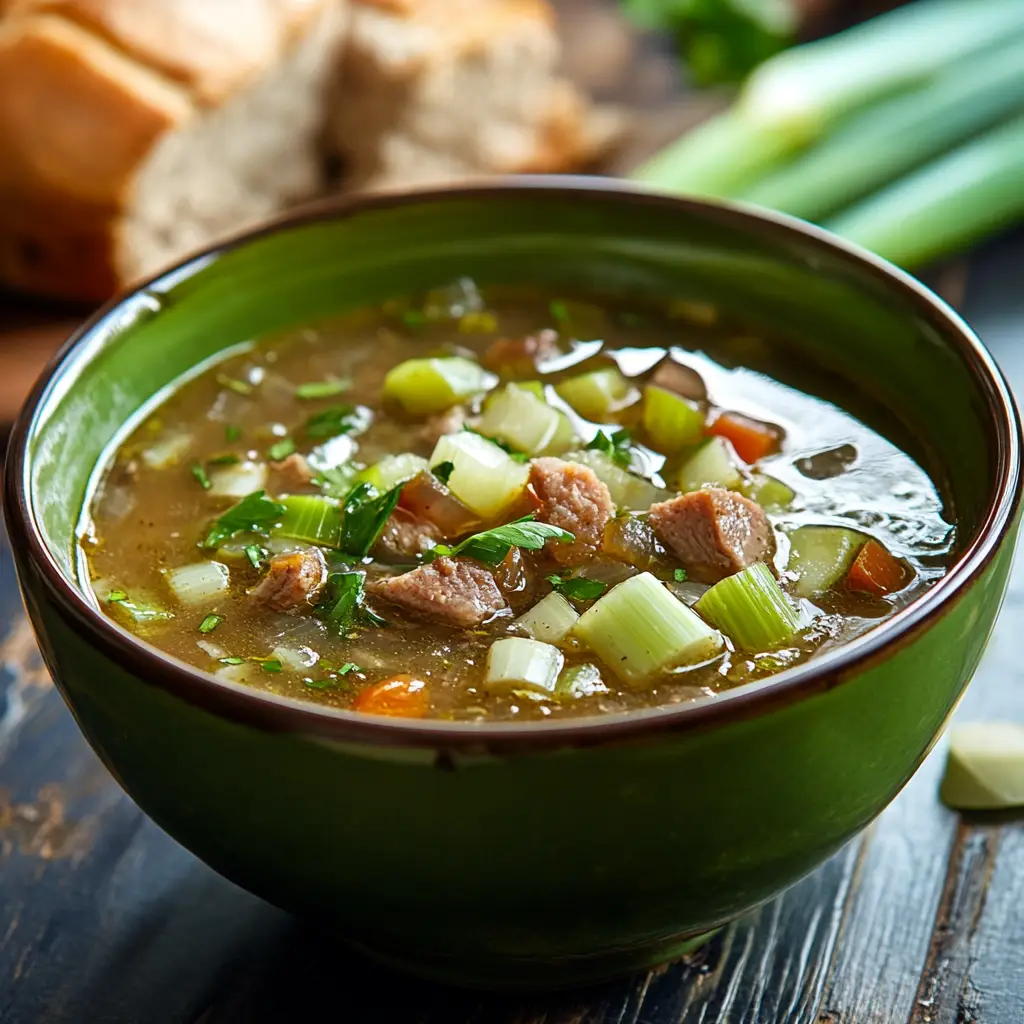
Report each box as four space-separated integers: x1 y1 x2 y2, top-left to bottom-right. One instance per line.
4 6 1024 1022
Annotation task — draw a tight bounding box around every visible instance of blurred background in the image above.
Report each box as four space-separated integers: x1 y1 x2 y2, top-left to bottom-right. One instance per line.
1 0 1022 423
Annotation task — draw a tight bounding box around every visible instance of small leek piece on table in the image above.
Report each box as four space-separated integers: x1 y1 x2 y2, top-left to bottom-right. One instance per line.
515 592 579 644
555 368 634 421
358 453 429 494
825 114 1024 269
642 385 705 454
574 571 723 685
383 357 495 416
940 722 1024 810
695 562 801 651
484 637 564 696
786 525 866 598
273 495 342 548
678 437 743 493
429 431 530 520
566 449 669 510
478 383 562 455
164 561 231 607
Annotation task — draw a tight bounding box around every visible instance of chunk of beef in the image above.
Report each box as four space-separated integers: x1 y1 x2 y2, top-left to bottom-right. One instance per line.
270 453 314 491
652 359 707 403
649 488 776 583
483 328 559 375
529 457 615 566
373 508 441 562
251 548 327 611
418 405 468 447
367 557 506 628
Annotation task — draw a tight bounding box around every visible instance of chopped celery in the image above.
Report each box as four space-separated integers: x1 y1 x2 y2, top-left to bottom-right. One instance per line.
566 449 670 510
940 723 1024 810
208 460 268 499
574 571 723 685
273 495 342 548
642 385 705 453
429 431 530 520
383 357 495 416
555 663 610 699
515 592 579 644
745 472 795 511
694 563 801 651
678 437 744 493
477 383 561 455
484 637 564 695
555 368 634 421
163 561 230 607
787 525 867 598
358 453 428 493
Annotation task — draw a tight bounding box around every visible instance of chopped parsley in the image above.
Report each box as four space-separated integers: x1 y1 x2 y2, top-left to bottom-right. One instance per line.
550 299 569 327
312 465 359 501
225 425 242 443
429 515 574 566
674 568 689 582
317 572 386 633
546 573 608 601
305 404 366 440
105 590 173 623
295 378 351 400
208 453 241 466
107 590 127 603
244 544 265 570
219 656 245 665
216 374 253 396
267 437 296 461
190 463 212 490
462 425 529 462
586 428 633 468
338 662 359 675
338 482 403 558
432 460 455 486
254 658 282 674
198 614 222 634
202 491 286 549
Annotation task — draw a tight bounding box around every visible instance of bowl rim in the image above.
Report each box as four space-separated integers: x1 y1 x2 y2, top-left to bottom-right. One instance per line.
6 176 1021 752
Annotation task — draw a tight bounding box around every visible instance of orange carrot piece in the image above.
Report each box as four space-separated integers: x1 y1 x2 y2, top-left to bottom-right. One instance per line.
845 540 910 596
353 675 429 718
707 412 781 464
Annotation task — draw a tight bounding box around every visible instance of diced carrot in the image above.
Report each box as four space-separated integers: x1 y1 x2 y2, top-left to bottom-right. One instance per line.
845 540 910 597
353 676 429 718
707 412 782 464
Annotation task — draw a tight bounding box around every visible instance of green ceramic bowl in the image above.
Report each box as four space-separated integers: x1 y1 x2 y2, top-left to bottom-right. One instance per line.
5 180 1021 990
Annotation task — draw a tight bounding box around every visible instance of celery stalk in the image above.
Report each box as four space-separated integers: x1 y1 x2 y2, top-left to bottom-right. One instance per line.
574 572 723 685
478 383 562 455
694 563 801 651
429 431 530 520
358 453 428 493
515 592 579 644
642 385 705 454
383 357 495 416
787 525 867 598
273 495 342 548
678 437 743 493
484 637 564 695
555 368 634 421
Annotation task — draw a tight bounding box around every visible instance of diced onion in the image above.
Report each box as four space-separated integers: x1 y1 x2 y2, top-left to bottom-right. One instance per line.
164 561 230 607
515 592 579 644
484 637 564 695
477 383 561 455
209 460 268 498
429 431 530 520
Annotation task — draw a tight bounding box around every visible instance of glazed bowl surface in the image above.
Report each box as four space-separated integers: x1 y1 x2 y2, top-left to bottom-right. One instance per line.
5 179 1021 989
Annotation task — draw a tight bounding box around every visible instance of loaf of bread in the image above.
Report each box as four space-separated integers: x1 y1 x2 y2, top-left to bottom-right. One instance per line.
0 0 609 302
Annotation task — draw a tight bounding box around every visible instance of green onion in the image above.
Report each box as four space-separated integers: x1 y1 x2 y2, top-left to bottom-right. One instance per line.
198 614 223 634
565 449 669 511
338 483 403 558
555 368 633 421
296 377 351 400
826 114 1024 269
477 383 562 455
429 431 530 520
546 573 608 602
678 437 743 493
514 592 580 644
164 561 231 607
585 428 633 468
484 637 564 695
430 515 574 566
574 572 723 685
191 463 212 490
274 495 342 548
383 357 495 416
745 473 795 512
358 453 429 494
642 385 705 454
786 525 867 598
267 438 296 461
940 723 1024 810
694 562 801 651
203 491 286 548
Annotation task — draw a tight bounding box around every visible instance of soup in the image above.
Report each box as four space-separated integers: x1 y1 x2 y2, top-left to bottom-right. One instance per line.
81 281 955 721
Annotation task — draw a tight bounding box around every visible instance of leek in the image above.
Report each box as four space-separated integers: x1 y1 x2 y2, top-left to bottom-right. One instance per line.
383 357 495 416
678 437 743 493
695 562 801 651
429 431 530 520
484 637 564 695
940 723 1024 810
478 383 562 455
745 473 795 512
358 453 428 493
555 368 635 421
273 495 342 548
642 385 705 454
826 114 1024 269
565 449 669 510
787 525 867 598
164 561 230 607
555 662 609 699
515 592 579 644
574 571 723 685
209 461 268 499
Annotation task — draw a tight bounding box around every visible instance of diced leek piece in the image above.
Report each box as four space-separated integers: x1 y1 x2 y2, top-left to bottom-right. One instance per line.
383 357 495 416
787 525 867 598
565 449 670 510
478 383 562 455
642 385 705 453
940 723 1024 810
515 592 580 644
541 412 578 456
484 637 564 695
555 663 610 699
209 460 268 499
574 571 723 686
271 645 319 674
745 472 796 511
358 453 428 493
555 368 633 421
429 431 530 519
164 561 230 607
678 437 743 493
273 495 342 548
141 431 192 469
100 584 174 628
694 563 801 651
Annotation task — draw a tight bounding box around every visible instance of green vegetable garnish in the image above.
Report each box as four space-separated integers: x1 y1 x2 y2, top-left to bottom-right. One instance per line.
295 378 351 400
216 374 253 396
674 568 688 582
305 404 367 440
317 572 386 632
338 662 359 675
244 544 264 570
208 453 241 466
106 590 173 623
202 491 286 549
546 572 608 601
225 425 242 442
267 437 296 461
107 590 127 603
258 659 282 674
191 464 212 490
220 656 245 665
432 461 455 486
402 310 427 329
312 465 360 501
430 515 574 567
549 299 569 326
338 483 403 558
586 429 633 469
198 614 222 634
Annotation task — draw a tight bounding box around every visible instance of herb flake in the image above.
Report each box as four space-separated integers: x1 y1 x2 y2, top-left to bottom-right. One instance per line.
586 429 633 468
198 614 223 634
305 404 366 440
216 374 253 396
433 460 455 486
317 572 386 633
191 463 212 490
338 483 403 558
296 378 351 400
202 491 286 549
546 573 608 601
225 425 242 442
244 544 265 570
674 568 689 582
267 437 296 461
208 453 241 466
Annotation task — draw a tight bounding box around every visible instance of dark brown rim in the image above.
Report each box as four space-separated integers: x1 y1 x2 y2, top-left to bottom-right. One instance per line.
5 177 1021 753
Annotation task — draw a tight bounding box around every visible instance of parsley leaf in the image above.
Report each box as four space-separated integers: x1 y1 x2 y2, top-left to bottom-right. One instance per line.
673 568 689 582
338 483 403 558
317 572 387 633
430 515 574 566
586 429 633 468
191 463 211 490
550 299 569 327
244 544 265 570
225 425 242 442
312 465 360 501
219 656 245 665
202 491 286 549
462 425 529 462
255 658 283 674
305 404 367 440
198 614 222 634
433 461 455 486
546 573 608 601
208 453 241 466
267 437 296 461
295 378 351 400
